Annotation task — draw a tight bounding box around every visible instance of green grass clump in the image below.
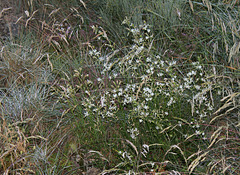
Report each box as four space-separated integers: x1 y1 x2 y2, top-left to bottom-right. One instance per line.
1 0 240 174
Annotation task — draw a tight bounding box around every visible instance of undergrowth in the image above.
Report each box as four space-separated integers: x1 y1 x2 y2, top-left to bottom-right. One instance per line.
0 0 239 174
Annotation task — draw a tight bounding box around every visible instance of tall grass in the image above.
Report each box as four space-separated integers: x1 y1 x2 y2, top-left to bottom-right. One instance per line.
0 0 239 174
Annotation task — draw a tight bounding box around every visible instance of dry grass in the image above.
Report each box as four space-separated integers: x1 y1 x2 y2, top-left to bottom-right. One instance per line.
0 0 239 174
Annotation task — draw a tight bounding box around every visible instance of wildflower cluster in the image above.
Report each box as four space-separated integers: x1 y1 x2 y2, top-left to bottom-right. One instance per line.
57 20 231 173
60 21 226 139
122 17 153 46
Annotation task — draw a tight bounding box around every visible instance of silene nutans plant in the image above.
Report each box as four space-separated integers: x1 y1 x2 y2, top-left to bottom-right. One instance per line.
56 17 239 174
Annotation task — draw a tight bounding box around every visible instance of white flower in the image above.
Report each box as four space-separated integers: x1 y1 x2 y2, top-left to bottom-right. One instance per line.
135 46 144 54
195 85 201 90
89 49 100 56
143 144 149 151
84 111 89 117
195 130 201 135
99 57 104 61
128 128 139 139
106 111 113 117
122 151 132 161
178 121 182 127
146 57 152 62
130 44 137 50
169 61 176 66
131 84 136 91
141 144 149 157
100 96 106 107
131 28 140 35
187 70 196 77
192 62 197 65
167 97 175 106
160 61 165 67
196 65 202 69
143 105 149 110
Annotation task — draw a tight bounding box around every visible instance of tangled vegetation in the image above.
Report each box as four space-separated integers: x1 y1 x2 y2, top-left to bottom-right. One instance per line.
0 0 239 174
